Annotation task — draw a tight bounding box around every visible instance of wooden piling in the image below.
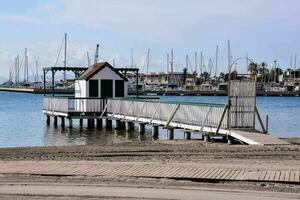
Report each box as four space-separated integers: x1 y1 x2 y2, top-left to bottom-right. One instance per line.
53 116 57 126
46 115 50 125
69 119 73 128
79 119 83 128
227 136 233 145
139 123 145 134
167 128 174 140
115 119 122 130
91 119 95 128
204 134 210 142
184 132 191 140
152 125 159 139
106 119 112 129
125 121 134 132
60 117 65 128
96 118 102 130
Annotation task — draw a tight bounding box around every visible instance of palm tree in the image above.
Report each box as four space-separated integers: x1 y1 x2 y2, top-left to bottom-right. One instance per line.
258 62 269 83
248 62 258 80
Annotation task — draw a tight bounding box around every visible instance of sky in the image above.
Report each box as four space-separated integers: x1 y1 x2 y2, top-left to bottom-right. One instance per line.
0 0 300 81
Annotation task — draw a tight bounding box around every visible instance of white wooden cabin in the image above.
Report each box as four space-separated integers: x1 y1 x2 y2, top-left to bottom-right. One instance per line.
75 62 128 98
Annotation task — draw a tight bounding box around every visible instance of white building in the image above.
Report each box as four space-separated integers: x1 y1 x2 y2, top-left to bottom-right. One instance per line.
75 62 128 98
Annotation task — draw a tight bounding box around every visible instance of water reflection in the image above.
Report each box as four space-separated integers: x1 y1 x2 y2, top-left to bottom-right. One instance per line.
43 122 152 146
42 120 203 147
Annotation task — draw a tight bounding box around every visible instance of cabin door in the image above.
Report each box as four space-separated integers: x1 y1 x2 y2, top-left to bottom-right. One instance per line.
89 80 99 97
101 79 113 98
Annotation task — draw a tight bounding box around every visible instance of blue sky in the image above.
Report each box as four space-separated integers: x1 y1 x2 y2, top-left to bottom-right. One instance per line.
0 0 300 80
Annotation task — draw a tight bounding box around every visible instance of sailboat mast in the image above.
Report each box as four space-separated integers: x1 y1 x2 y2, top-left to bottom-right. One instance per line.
36 60 39 82
146 48 150 73
17 54 19 84
87 51 91 67
63 33 67 82
24 48 27 83
167 53 169 73
294 54 297 82
194 52 197 74
215 45 219 77
200 51 203 75
170 49 174 85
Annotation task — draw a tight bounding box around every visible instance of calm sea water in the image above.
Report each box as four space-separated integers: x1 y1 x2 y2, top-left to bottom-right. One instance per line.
0 91 299 148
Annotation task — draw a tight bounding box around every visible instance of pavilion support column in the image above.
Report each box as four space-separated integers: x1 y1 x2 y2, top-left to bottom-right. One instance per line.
69 119 73 128
60 117 65 128
184 132 191 140
96 118 102 130
152 125 159 139
46 115 50 125
53 116 58 126
139 123 145 134
167 128 174 140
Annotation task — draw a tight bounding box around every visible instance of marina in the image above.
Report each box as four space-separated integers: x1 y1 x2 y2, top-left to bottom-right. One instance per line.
41 62 288 146
0 1 300 198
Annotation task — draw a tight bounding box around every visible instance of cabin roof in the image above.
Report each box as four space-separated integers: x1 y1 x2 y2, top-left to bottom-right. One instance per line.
78 62 128 81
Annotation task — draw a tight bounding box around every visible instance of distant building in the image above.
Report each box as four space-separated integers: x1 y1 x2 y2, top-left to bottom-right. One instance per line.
283 68 300 85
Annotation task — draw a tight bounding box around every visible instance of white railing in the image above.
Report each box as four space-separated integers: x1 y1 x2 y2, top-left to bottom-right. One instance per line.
43 97 106 113
106 99 228 129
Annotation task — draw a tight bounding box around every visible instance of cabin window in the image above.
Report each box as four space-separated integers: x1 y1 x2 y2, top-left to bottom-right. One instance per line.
101 79 113 98
115 80 124 97
89 80 99 97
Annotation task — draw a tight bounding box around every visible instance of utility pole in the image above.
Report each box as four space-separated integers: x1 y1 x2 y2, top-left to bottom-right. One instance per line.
131 48 134 68
146 48 150 73
63 33 67 82
94 44 99 64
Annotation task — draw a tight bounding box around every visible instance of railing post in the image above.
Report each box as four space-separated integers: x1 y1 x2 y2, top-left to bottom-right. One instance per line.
265 115 269 134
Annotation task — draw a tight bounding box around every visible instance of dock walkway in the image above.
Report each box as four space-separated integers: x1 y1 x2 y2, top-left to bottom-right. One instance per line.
0 161 298 184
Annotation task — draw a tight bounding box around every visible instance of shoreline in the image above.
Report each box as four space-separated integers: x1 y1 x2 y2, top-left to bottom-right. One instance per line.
0 141 298 199
1 86 300 96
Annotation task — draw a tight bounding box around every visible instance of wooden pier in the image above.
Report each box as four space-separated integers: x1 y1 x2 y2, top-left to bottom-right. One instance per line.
42 96 288 145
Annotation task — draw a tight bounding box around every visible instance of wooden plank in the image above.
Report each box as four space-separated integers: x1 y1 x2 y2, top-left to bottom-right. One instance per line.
295 171 300 182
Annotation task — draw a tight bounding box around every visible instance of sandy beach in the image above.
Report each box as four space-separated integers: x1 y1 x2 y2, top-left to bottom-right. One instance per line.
0 140 299 199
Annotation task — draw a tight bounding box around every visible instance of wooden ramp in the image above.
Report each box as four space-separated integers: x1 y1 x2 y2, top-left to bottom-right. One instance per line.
229 130 290 145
